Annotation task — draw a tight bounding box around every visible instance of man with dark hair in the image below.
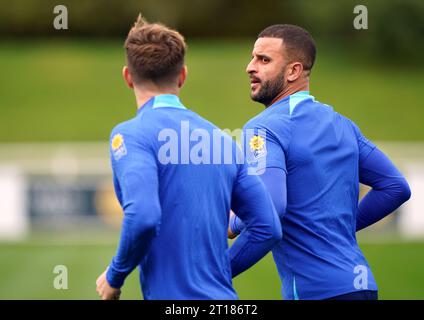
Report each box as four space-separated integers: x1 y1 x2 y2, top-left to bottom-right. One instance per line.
229 24 411 300
95 16 282 300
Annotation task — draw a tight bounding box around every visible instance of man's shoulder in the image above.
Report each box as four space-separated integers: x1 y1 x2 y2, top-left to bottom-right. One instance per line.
186 108 220 130
111 117 137 138
243 107 292 146
110 113 158 145
301 98 356 129
112 110 161 134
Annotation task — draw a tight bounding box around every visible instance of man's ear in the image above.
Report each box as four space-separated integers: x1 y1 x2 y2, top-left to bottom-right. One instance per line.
286 62 304 82
178 65 187 88
122 66 134 89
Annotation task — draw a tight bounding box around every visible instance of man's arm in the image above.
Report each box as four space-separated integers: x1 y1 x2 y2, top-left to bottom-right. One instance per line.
348 119 411 231
228 168 287 237
357 147 411 231
228 162 282 278
229 126 288 239
105 130 162 289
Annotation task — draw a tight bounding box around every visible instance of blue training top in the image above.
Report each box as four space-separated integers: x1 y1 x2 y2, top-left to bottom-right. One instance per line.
106 94 281 299
243 91 380 300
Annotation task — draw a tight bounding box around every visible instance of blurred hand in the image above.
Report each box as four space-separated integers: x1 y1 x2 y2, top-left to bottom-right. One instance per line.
228 210 237 239
96 268 121 300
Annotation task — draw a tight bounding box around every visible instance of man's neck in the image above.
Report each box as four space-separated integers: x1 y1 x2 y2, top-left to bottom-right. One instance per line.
134 86 180 110
267 80 309 107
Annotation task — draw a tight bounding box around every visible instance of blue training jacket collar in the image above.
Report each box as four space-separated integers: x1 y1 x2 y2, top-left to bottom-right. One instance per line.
137 94 187 116
269 91 311 108
268 91 314 115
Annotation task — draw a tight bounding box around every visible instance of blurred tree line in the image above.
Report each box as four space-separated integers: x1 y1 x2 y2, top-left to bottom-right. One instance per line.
0 0 422 62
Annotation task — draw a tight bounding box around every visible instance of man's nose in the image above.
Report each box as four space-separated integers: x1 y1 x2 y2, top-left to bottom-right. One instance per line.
246 60 256 74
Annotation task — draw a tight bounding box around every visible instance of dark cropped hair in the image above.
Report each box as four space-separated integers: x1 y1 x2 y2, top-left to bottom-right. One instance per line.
258 24 316 73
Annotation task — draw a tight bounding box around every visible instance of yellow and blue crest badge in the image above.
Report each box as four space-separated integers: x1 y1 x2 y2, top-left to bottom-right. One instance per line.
249 135 266 160
111 133 127 161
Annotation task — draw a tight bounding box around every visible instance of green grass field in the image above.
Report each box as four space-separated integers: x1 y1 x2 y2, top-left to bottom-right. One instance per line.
1 237 423 299
0 40 423 299
0 39 423 142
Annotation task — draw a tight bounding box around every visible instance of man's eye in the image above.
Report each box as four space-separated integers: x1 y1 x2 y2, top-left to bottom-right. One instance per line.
262 57 270 63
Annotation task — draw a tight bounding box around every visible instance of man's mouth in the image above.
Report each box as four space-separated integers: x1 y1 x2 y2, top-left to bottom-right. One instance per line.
250 77 260 84
250 77 261 89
